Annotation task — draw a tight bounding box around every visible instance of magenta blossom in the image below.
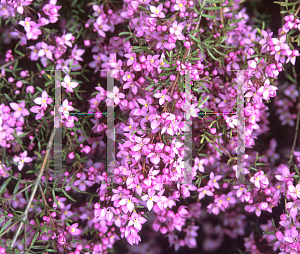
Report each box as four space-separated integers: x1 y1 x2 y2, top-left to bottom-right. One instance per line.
61 75 79 93
69 223 81 236
73 174 94 191
10 101 29 119
250 171 269 189
13 151 32 171
150 4 165 18
34 90 53 109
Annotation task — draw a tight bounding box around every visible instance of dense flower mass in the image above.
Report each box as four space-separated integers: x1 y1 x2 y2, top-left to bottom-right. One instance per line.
0 0 300 254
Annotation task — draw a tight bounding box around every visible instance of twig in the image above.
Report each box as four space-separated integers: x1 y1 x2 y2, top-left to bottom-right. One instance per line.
288 102 300 167
2 184 33 201
0 52 30 70
295 4 300 16
162 11 203 114
0 221 19 237
11 128 56 248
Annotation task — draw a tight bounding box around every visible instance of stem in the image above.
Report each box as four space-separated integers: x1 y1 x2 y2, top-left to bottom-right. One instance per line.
2 184 33 201
288 102 300 167
0 221 19 237
295 4 300 16
0 52 30 70
11 128 56 248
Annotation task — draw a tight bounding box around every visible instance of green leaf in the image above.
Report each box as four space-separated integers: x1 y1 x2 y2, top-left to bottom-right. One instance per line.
206 48 218 61
138 6 148 12
271 218 277 231
0 219 12 235
145 84 155 90
62 189 76 202
204 6 221 10
270 239 278 244
0 177 11 194
295 165 300 175
159 72 173 77
190 34 201 43
123 36 132 43
202 13 216 19
30 231 39 247
198 95 210 108
118 31 131 36
263 231 275 235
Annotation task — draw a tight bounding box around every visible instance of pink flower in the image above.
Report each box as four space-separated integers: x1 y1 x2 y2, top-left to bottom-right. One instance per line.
57 32 72 47
257 79 278 101
154 90 172 105
53 197 66 209
119 196 135 213
19 17 35 32
71 44 85 61
13 151 32 171
58 99 74 119
141 189 161 211
106 86 125 106
38 42 55 60
174 0 187 12
95 15 110 37
123 117 139 133
250 171 269 189
193 157 207 172
15 0 33 15
61 75 79 93
286 200 300 220
150 4 165 18
58 235 66 245
208 172 222 189
169 21 185 40
73 174 93 191
197 186 213 200
283 226 299 244
124 52 136 66
30 106 45 120
275 164 295 182
226 115 240 128
69 223 81 236
34 90 53 109
10 101 29 118
128 212 147 230
288 184 300 200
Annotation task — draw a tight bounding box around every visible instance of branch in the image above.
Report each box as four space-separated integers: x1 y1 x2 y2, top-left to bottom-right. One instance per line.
288 102 300 167
0 52 30 70
10 127 56 248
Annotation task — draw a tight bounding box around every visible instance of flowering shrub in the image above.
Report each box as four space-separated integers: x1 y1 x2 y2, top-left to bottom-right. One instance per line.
0 0 300 254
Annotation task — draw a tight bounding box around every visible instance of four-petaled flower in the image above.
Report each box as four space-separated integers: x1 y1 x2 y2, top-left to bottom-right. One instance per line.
150 4 165 18
208 172 222 189
250 171 269 189
13 151 33 171
58 99 74 119
69 223 81 236
154 90 172 105
73 173 94 191
34 90 53 109
10 101 30 119
61 75 79 93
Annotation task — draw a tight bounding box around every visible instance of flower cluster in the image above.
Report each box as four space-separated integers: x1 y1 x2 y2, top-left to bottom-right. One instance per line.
0 0 300 254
